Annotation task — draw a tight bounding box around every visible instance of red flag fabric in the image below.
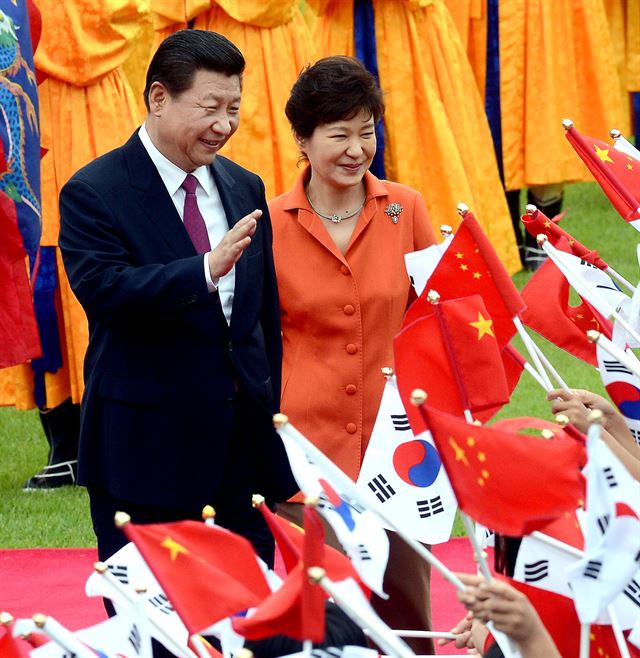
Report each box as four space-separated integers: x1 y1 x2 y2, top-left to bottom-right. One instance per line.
121 520 270 634
403 211 526 347
420 406 585 536
564 123 640 222
521 237 613 366
520 206 608 269
0 186 41 367
0 627 31 658
502 576 638 658
232 506 326 642
395 294 510 431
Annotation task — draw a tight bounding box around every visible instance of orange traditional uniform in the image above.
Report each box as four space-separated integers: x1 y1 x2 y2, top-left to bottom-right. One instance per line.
270 169 435 482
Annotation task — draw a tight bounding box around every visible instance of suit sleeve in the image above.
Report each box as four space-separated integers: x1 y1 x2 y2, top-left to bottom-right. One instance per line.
59 177 212 324
257 179 283 409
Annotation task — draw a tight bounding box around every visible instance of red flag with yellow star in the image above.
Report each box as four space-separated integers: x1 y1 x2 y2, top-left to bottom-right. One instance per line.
420 406 585 536
395 294 510 431
121 520 271 635
565 123 640 224
521 237 613 366
403 212 526 348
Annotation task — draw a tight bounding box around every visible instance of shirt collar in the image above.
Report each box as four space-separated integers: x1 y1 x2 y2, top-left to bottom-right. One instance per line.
138 123 214 197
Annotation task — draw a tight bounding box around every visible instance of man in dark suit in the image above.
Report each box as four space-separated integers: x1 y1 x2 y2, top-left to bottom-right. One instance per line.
58 29 297 566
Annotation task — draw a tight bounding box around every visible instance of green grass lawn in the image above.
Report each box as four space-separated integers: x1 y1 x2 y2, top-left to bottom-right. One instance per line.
0 181 638 547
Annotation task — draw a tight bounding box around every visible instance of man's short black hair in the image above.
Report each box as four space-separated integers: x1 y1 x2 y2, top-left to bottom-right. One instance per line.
143 29 245 111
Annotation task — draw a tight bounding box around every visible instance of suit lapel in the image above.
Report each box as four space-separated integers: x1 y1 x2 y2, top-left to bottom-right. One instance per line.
123 132 196 259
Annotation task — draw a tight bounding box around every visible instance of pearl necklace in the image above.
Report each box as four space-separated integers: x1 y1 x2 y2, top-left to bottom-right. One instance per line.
305 188 366 223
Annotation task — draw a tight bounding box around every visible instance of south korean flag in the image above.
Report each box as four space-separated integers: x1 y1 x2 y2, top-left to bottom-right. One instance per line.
357 376 457 544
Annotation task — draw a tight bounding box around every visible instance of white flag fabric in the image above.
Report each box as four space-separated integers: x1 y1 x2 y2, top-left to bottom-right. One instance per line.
356 377 456 544
542 241 629 320
85 542 189 650
30 606 152 658
595 324 640 447
404 235 453 297
278 646 379 658
613 133 640 162
566 431 640 624
514 531 640 629
281 432 390 597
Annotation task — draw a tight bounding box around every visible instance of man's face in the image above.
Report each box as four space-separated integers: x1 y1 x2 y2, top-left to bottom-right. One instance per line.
148 69 241 172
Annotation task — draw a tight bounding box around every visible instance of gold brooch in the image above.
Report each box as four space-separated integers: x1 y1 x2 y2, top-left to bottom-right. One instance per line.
385 202 403 224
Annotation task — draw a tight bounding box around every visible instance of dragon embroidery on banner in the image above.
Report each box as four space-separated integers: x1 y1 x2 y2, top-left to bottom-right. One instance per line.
0 6 41 224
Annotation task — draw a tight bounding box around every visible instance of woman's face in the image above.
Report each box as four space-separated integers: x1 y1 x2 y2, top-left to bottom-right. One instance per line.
297 108 376 190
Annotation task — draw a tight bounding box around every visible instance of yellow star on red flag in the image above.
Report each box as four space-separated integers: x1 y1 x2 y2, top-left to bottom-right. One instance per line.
469 312 494 339
161 536 189 561
593 143 614 164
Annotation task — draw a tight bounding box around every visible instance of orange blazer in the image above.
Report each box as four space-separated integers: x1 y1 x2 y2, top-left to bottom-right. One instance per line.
270 169 436 482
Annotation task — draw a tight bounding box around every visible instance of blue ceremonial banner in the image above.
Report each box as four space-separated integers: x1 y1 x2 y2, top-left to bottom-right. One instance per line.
0 0 41 270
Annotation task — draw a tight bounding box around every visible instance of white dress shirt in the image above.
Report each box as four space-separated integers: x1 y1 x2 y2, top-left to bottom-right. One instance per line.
138 123 234 324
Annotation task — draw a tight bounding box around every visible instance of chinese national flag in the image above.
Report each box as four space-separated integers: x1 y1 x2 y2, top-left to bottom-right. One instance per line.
565 123 640 223
232 506 326 642
502 577 639 658
403 211 526 347
395 294 510 432
420 406 585 536
521 237 613 366
520 206 608 269
122 520 271 635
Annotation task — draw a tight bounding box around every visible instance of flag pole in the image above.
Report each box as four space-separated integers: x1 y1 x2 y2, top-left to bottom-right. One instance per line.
527 340 570 390
607 604 632 658
309 568 416 658
31 614 97 658
92 562 198 658
274 415 466 592
579 623 591 658
587 330 640 378
512 316 554 390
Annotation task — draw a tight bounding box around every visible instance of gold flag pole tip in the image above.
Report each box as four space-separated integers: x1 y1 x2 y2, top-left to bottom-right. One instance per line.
381 366 394 378
251 494 265 507
0 612 14 626
536 233 548 247
410 389 427 406
94 562 108 574
440 224 453 237
588 409 604 424
114 511 131 528
456 202 470 217
610 128 621 140
304 494 320 506
32 614 47 629
234 649 254 658
427 289 440 304
586 329 601 343
525 203 538 215
555 414 570 427
541 429 555 440
561 118 574 130
307 566 326 583
273 413 288 429
201 505 216 520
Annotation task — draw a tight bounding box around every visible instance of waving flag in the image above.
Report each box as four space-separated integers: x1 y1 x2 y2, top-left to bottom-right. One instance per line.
404 210 525 347
404 233 453 297
564 120 640 226
395 294 510 432
521 237 613 366
567 430 640 624
121 519 270 635
421 407 585 536
280 433 389 597
356 377 457 544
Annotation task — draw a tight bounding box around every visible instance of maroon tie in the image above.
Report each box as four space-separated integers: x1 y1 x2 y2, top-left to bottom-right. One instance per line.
181 174 211 254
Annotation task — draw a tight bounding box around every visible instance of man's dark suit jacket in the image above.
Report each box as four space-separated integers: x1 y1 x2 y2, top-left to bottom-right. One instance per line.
59 131 297 510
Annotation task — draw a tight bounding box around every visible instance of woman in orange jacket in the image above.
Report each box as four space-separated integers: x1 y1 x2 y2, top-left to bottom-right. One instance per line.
269 56 437 654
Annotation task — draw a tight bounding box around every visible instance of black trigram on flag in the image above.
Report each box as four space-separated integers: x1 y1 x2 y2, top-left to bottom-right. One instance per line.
597 514 611 535
390 413 411 431
624 579 640 608
107 564 129 584
583 560 602 580
148 593 174 615
60 653 77 658
367 474 396 503
602 466 618 488
128 623 142 655
311 648 344 658
602 359 633 376
356 544 372 561
523 560 550 583
417 496 444 519
629 427 640 447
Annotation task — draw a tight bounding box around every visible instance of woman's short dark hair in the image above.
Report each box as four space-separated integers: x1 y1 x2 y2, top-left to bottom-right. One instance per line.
285 55 384 138
143 29 245 110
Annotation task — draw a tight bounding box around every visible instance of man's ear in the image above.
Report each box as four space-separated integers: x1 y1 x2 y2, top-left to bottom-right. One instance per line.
148 82 168 115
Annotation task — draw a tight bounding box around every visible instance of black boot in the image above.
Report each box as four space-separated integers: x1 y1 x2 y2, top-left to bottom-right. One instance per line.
524 189 564 271
23 398 80 491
